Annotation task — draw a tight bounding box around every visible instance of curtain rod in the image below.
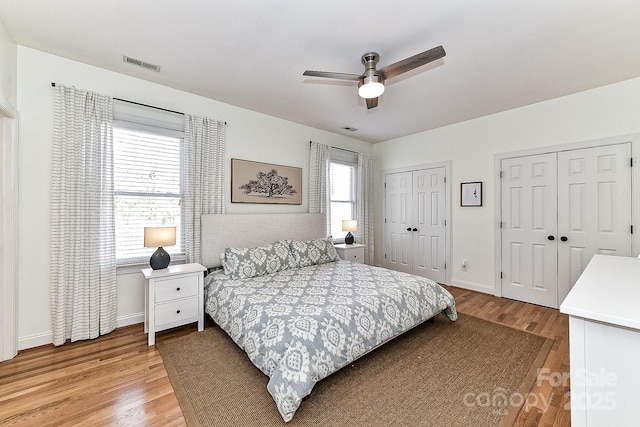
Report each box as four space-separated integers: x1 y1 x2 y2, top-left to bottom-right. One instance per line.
51 82 184 116
309 140 360 155
51 82 228 125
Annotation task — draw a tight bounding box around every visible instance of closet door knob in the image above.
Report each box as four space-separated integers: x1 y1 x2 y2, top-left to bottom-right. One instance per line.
406 227 412 231
560 236 568 242
412 228 418 232
547 235 555 241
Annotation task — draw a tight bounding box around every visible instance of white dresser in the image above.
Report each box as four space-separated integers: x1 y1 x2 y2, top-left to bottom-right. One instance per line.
560 255 640 426
141 263 207 346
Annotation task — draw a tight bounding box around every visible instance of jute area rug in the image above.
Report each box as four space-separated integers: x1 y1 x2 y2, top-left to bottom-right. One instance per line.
157 313 552 427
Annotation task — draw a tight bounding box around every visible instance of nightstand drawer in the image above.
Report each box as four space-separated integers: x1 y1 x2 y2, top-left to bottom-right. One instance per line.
334 244 365 264
155 297 199 327
349 251 363 263
155 275 199 303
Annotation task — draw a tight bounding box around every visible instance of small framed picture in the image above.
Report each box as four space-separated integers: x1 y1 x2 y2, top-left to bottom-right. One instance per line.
461 182 482 207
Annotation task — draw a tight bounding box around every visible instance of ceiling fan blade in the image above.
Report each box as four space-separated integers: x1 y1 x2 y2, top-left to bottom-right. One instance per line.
366 97 379 109
303 70 362 81
378 45 446 80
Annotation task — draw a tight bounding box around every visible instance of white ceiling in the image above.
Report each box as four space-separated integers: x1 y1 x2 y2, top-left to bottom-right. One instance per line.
2 0 640 143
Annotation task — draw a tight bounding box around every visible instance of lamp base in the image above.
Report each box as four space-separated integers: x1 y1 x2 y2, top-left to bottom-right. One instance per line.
345 232 354 245
150 247 171 270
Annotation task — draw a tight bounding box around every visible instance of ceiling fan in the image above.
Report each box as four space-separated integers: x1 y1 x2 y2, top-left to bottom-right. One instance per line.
303 45 446 109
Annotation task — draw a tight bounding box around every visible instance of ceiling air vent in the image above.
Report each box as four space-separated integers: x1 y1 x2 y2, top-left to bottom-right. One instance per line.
123 55 161 72
342 127 358 132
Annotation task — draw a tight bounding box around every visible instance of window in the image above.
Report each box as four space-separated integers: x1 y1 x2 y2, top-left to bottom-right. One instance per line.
329 161 357 240
113 105 185 265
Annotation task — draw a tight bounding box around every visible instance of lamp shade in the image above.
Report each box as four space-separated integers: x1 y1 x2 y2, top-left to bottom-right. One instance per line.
144 226 176 248
342 220 357 232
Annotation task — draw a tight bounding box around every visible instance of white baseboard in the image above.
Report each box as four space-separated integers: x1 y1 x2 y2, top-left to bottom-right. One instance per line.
449 279 495 295
117 312 144 328
18 331 53 351
17 312 145 351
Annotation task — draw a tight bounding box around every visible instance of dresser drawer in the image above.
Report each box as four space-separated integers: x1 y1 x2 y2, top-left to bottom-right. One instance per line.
155 275 199 303
155 297 199 327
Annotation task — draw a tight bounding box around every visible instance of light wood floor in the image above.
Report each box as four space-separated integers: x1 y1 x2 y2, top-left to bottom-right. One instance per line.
0 286 570 426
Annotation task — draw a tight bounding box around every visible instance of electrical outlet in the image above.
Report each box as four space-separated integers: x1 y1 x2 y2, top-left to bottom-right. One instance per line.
461 259 468 271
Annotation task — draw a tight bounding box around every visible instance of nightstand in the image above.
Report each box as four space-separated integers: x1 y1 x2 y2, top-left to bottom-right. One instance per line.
334 243 365 264
141 263 207 346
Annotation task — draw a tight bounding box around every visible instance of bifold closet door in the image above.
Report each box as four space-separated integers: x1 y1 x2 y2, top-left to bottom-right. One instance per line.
412 167 446 284
384 168 447 284
501 153 559 308
501 143 632 308
556 143 632 303
384 171 413 274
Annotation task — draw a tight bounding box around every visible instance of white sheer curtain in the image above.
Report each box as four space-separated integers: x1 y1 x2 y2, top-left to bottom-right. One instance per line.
309 141 331 235
184 115 225 264
357 153 374 264
50 85 116 346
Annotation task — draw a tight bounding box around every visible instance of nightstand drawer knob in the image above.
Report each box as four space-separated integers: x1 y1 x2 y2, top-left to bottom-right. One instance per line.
176 287 181 291
176 309 181 314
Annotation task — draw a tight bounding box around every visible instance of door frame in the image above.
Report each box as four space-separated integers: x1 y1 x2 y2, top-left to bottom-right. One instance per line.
382 160 452 285
1 96 18 361
494 134 639 299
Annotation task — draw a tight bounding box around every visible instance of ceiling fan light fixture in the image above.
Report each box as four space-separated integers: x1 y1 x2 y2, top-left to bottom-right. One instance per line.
304 46 445 108
358 75 385 99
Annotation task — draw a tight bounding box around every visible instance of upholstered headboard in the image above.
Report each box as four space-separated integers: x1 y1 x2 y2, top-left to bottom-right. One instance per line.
200 213 327 269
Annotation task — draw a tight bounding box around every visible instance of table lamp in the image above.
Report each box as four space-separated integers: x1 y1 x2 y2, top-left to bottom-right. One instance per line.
144 226 176 270
342 220 357 245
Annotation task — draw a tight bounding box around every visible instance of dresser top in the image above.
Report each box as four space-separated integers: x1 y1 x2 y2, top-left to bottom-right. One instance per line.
560 255 640 330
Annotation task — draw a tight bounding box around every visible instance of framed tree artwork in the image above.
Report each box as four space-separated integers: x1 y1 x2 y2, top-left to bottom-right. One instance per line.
231 158 302 204
461 181 482 206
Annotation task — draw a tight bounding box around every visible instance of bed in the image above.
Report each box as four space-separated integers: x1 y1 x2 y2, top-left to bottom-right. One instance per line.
201 213 457 422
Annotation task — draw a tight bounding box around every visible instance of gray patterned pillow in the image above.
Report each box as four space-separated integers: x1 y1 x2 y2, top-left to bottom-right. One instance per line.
224 240 297 279
219 252 231 275
289 237 340 267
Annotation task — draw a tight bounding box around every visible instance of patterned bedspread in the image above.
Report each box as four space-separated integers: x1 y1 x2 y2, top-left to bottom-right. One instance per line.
204 260 457 422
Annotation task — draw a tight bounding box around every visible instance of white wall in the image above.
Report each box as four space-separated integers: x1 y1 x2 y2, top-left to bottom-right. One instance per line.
16 43 640 349
16 46 371 349
374 77 640 293
0 18 17 107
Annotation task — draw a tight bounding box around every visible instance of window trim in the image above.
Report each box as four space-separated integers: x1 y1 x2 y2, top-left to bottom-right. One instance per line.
329 159 358 243
113 123 186 267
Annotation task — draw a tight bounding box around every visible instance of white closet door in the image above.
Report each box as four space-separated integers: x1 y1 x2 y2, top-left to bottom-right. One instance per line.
412 167 446 283
501 153 559 308
384 171 413 273
556 143 632 304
